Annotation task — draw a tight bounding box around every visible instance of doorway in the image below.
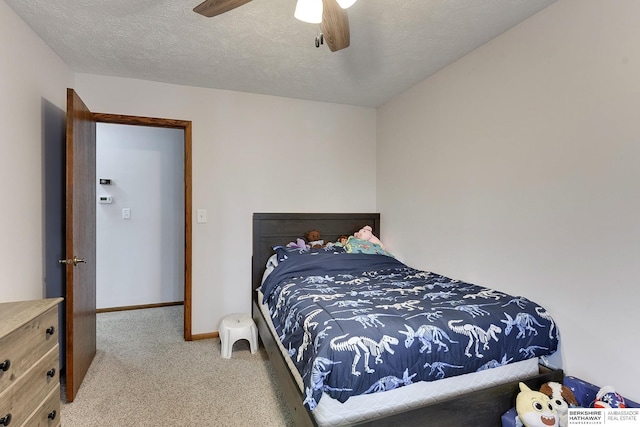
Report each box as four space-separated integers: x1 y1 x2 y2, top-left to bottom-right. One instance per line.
96 123 184 309
93 112 193 340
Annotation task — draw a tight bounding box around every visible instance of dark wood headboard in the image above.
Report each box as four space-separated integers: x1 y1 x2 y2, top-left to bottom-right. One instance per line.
251 213 380 302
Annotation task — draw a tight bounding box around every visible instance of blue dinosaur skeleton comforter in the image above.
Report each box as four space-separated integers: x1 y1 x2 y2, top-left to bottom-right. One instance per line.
259 248 559 411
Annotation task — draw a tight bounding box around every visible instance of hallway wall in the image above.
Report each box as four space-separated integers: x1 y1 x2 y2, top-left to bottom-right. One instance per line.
96 123 185 308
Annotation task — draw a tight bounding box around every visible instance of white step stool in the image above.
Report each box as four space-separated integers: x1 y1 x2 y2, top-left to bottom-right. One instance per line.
219 313 258 359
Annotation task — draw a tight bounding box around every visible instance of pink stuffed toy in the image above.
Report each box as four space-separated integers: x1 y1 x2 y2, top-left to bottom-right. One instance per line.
355 225 384 249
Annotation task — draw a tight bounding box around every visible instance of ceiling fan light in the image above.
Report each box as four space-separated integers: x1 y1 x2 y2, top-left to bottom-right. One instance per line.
337 0 358 9
294 0 323 24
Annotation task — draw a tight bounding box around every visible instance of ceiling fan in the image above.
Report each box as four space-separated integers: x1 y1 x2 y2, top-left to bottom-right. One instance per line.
193 0 356 52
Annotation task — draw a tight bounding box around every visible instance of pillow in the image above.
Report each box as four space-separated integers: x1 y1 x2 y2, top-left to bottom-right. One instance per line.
344 236 394 257
261 254 279 284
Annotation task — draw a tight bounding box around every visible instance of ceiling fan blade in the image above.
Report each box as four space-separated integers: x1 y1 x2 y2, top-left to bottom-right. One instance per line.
193 0 253 17
320 0 350 52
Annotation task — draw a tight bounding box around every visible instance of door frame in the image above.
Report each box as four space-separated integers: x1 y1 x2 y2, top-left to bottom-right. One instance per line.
93 112 193 340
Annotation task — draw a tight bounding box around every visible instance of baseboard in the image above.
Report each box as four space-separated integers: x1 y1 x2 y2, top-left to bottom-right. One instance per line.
191 331 219 340
96 301 184 313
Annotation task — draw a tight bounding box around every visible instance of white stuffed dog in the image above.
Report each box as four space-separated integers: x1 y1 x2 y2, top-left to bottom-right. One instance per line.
539 382 579 427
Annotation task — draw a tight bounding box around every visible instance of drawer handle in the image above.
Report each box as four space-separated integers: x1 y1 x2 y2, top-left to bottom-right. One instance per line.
46 326 55 336
47 410 57 421
0 360 10 372
0 413 11 426
47 368 56 378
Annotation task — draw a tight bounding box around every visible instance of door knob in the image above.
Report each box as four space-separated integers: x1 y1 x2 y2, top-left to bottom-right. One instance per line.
58 256 87 266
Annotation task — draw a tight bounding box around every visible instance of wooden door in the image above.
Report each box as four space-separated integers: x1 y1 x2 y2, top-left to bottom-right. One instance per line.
64 88 97 402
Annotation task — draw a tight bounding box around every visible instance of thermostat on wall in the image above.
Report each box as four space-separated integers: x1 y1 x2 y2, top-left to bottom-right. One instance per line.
98 195 113 204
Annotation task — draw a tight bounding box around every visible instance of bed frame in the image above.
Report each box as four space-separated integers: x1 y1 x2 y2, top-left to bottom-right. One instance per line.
251 212 563 427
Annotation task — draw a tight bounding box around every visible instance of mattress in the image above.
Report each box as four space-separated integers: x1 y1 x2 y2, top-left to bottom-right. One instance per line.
258 290 540 427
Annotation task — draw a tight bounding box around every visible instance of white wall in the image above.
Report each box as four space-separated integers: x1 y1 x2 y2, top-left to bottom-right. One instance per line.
75 73 378 334
0 1 72 302
377 0 640 401
96 123 184 309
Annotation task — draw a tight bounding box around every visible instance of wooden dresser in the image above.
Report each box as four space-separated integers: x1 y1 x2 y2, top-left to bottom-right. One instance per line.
0 298 63 427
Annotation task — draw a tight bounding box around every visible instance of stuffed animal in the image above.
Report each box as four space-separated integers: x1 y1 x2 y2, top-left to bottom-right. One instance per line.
516 382 559 427
354 225 384 249
539 382 578 427
305 230 325 249
592 386 626 408
286 238 308 250
337 235 349 246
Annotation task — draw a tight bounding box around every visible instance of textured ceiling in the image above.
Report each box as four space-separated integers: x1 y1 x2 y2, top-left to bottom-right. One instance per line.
5 0 556 107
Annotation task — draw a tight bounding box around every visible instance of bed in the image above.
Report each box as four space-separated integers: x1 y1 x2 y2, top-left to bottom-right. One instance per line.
251 213 563 427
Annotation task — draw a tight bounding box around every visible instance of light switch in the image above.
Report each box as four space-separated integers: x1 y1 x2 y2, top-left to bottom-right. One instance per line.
196 209 207 224
122 208 131 219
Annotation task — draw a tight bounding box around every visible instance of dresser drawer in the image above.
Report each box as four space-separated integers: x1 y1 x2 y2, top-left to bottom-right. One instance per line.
20 384 61 427
0 345 59 427
0 306 59 391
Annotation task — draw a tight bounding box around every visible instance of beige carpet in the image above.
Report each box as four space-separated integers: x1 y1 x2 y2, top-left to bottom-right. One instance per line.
61 306 293 426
